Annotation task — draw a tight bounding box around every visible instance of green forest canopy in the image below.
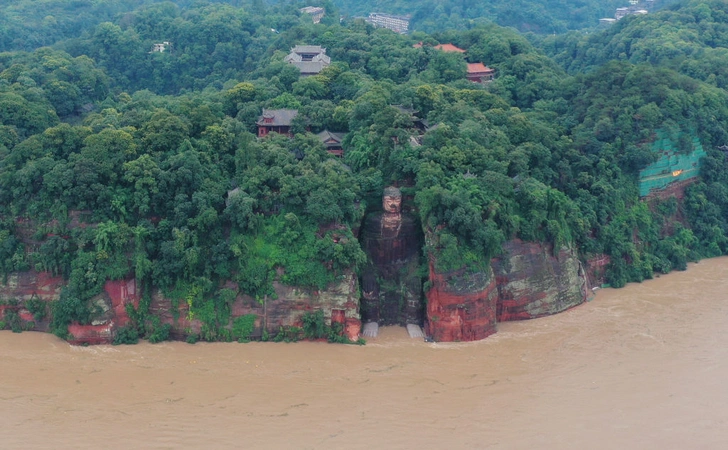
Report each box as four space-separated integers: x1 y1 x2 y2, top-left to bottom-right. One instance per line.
1 0 728 340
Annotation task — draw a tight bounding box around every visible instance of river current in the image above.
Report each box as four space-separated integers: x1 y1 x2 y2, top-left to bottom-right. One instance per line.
3 257 728 449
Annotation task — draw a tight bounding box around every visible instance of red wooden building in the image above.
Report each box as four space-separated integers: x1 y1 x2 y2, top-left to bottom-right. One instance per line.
317 130 346 157
466 63 495 83
256 109 298 137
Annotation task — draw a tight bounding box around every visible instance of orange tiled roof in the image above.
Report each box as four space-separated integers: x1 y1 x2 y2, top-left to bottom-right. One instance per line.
434 43 466 53
467 63 494 73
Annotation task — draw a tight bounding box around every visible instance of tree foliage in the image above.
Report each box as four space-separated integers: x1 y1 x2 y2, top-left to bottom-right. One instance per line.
2 0 728 336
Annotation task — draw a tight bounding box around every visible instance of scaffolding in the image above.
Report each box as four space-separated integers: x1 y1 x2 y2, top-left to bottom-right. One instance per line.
638 131 706 197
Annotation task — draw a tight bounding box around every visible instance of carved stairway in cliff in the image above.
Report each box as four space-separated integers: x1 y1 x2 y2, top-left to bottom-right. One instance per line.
406 324 425 338
362 322 379 337
361 322 424 339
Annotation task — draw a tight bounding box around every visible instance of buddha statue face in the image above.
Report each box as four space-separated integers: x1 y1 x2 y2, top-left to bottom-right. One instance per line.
382 187 402 214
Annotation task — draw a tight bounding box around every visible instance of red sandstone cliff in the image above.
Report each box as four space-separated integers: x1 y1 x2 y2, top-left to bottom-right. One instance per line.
0 271 360 344
149 272 361 342
425 239 590 342
426 262 498 341
492 240 589 321
0 274 139 344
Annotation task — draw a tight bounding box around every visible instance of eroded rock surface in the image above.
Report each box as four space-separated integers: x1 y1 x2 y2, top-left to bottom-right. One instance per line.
150 272 361 341
425 239 590 342
426 262 498 341
493 240 588 321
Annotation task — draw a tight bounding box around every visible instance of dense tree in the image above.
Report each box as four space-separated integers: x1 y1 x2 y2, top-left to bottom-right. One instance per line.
2 0 728 340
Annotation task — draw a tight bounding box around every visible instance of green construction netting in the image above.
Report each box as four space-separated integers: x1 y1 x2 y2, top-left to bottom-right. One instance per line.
638 130 706 197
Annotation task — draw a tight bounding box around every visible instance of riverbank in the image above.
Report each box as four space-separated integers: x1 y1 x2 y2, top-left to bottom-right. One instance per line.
3 257 728 448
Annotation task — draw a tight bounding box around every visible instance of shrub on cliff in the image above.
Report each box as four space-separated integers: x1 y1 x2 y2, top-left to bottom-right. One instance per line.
113 326 139 345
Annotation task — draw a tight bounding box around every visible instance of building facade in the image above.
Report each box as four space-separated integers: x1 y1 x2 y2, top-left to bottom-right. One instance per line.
366 13 410 34
284 45 331 76
466 63 495 83
256 109 298 137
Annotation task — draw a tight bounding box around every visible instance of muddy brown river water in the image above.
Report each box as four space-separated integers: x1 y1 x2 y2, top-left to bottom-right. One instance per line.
3 258 728 449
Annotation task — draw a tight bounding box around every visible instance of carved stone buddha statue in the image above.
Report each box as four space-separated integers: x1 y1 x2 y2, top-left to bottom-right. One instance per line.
360 187 423 327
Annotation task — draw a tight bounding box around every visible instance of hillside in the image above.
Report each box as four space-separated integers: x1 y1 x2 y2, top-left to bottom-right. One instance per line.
1 0 728 342
334 0 680 33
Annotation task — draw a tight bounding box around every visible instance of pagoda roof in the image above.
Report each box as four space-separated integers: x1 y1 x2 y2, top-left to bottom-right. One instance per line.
467 63 494 74
317 130 345 143
256 109 299 126
434 43 466 53
290 45 326 54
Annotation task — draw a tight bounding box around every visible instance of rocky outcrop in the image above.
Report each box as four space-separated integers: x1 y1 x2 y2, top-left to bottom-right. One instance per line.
0 270 64 301
425 262 498 341
0 267 359 344
425 239 590 342
146 272 362 342
0 275 139 344
2 238 593 345
67 278 140 345
492 240 588 321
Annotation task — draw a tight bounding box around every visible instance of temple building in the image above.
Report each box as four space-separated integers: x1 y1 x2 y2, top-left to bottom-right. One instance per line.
284 45 331 76
601 1 651 23
256 109 298 137
615 6 648 19
317 130 346 157
466 63 496 83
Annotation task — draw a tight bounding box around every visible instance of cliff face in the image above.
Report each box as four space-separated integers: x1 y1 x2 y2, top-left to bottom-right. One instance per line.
0 274 139 344
0 270 64 333
0 270 64 302
585 254 610 287
0 270 360 344
492 240 588 321
425 262 498 341
67 279 139 345
425 239 590 342
2 239 591 344
151 272 361 341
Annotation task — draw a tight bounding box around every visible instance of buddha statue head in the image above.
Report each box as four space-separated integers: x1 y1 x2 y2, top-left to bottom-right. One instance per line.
382 186 402 215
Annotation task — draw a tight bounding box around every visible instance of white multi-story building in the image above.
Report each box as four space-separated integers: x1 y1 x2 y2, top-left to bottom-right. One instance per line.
366 13 410 34
150 42 171 53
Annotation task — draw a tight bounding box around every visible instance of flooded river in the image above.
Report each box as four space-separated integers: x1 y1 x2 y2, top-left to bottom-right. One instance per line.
3 258 728 449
